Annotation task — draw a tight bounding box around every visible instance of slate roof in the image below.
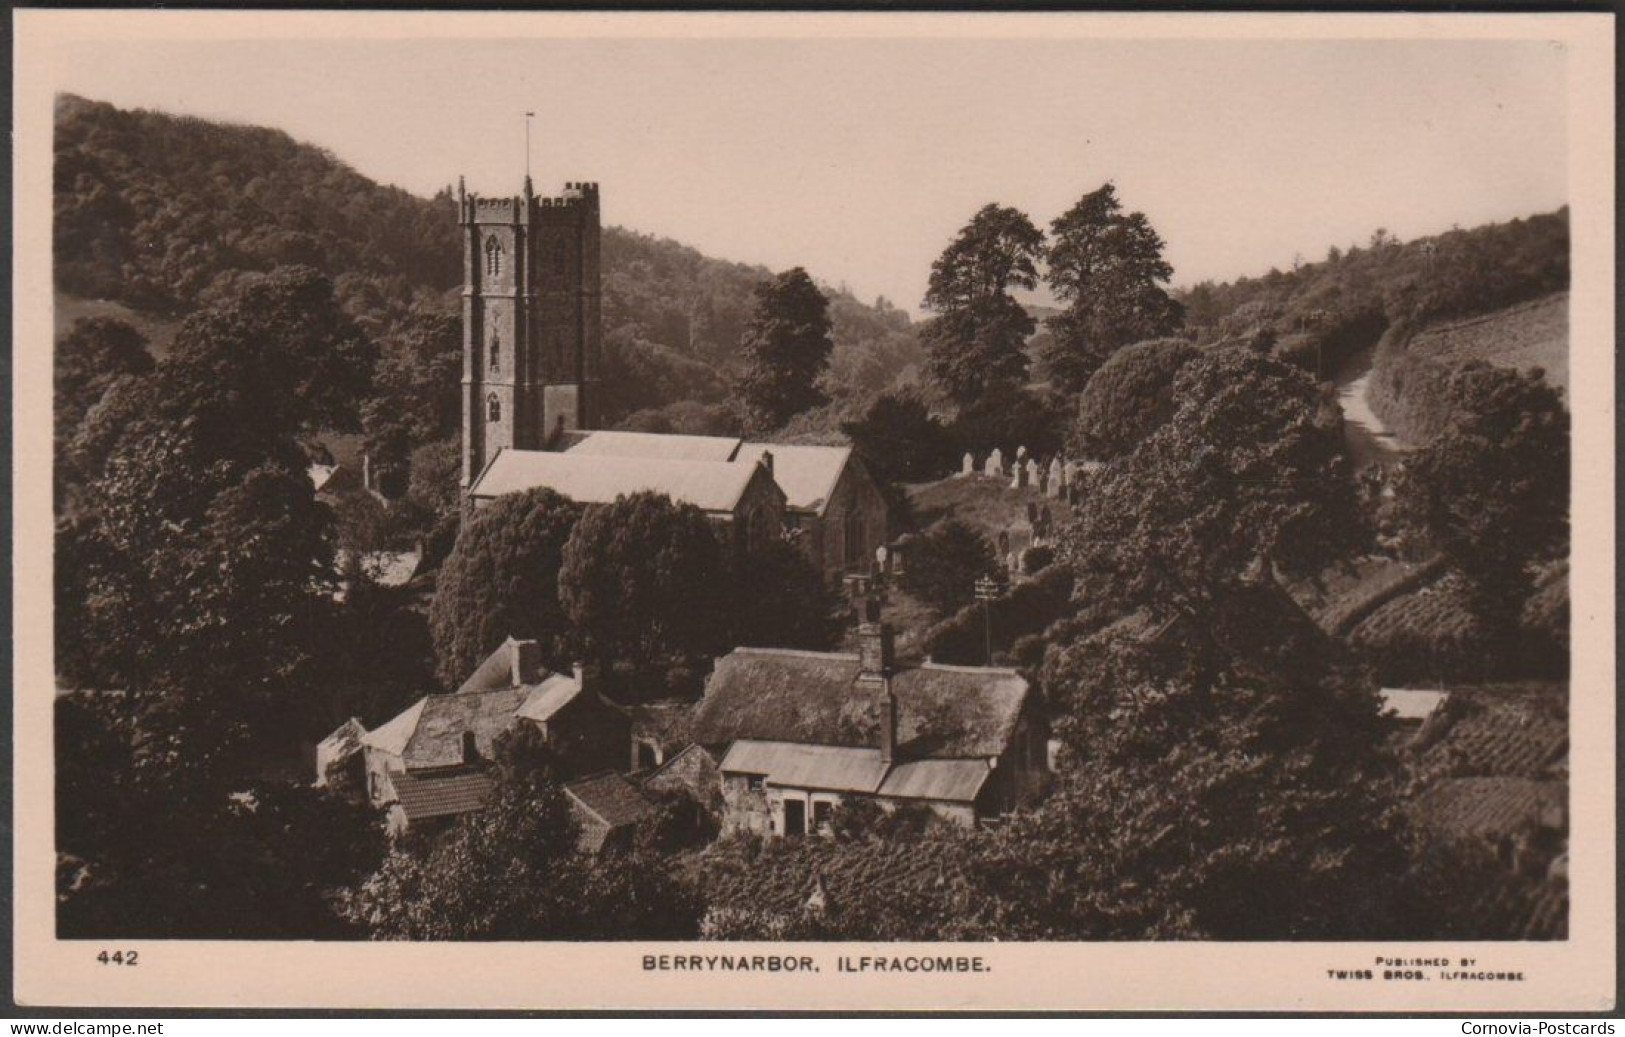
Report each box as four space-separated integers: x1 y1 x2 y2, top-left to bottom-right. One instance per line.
514 673 584 724
362 687 529 768
566 772 656 849
691 648 1030 760
1412 777 1566 842
469 448 774 515
876 758 992 803
568 430 742 463
721 741 890 793
734 443 853 515
567 433 859 516
718 740 994 805
391 769 494 822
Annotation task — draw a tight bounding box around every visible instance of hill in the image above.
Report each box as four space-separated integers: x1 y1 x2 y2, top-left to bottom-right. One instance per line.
1178 210 1569 381
52 94 919 429
1407 292 1568 397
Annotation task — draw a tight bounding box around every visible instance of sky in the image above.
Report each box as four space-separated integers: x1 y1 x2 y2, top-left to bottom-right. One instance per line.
48 32 1569 313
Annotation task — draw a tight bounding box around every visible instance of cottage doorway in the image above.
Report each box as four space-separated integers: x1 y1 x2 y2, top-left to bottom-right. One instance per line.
783 798 806 837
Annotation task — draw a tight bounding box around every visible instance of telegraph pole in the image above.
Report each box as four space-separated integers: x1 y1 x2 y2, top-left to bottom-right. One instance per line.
974 575 1000 666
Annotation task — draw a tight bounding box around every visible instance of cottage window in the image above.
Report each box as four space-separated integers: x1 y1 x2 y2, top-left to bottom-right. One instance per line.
746 774 766 792
485 236 504 277
487 394 501 423
812 799 834 834
367 770 378 801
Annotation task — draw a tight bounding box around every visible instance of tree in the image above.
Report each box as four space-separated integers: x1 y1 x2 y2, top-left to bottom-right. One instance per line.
361 311 462 495
54 317 154 458
337 764 700 940
840 389 956 486
1040 183 1183 394
728 538 843 652
1062 346 1368 618
734 268 834 433
559 492 730 700
1068 337 1198 458
428 488 582 688
920 204 1045 405
1397 362 1569 657
899 520 999 614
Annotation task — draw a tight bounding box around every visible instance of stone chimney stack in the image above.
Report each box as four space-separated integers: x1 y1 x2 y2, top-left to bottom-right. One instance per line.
510 639 544 686
760 450 774 477
856 596 897 765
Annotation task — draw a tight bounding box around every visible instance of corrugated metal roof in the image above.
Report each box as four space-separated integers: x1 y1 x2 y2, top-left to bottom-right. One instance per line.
515 673 582 723
735 443 852 515
469 449 765 514
391 769 494 821
721 740 889 794
1380 687 1450 722
568 430 742 463
877 758 990 803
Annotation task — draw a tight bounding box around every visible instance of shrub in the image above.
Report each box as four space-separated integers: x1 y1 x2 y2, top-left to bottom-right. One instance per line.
899 520 998 614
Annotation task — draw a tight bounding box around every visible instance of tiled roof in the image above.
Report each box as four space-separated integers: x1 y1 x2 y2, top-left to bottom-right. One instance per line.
1412 777 1566 842
391 769 494 822
1412 686 1568 780
566 772 656 829
692 648 1029 759
568 430 742 463
735 443 853 515
469 449 774 514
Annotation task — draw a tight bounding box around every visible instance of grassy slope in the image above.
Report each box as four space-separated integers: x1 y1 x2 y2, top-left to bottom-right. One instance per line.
1408 291 1568 399
54 291 182 360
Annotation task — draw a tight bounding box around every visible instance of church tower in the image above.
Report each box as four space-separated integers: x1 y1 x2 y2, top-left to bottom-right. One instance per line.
459 176 602 494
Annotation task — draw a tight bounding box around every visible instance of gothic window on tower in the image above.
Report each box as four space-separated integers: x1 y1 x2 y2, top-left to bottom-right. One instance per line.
487 394 501 423
489 331 501 372
485 236 504 277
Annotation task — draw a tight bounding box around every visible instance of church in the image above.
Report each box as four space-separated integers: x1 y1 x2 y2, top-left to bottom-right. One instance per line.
457 177 888 580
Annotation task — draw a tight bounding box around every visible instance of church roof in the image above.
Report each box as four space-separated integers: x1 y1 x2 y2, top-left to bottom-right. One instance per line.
735 443 854 516
691 648 1030 760
568 430 742 463
468 448 773 515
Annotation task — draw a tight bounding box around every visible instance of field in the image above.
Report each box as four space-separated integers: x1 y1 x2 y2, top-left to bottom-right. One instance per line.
55 291 183 359
1408 291 1568 398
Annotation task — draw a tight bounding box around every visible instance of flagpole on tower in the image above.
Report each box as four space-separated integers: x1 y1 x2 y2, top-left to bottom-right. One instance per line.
524 111 535 186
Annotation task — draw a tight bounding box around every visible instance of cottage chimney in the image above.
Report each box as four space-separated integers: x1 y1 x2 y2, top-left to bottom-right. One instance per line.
510 639 544 686
856 597 898 765
573 661 587 689
362 452 373 493
760 450 774 476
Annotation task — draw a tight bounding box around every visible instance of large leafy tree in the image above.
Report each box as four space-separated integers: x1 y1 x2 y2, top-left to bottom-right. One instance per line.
1064 346 1368 617
840 389 956 486
920 204 1045 406
899 519 999 614
1068 337 1198 459
559 492 731 700
734 268 834 434
54 317 154 464
428 487 583 688
57 268 372 756
1041 183 1184 393
337 763 699 940
1397 362 1569 653
361 311 462 495
727 538 843 652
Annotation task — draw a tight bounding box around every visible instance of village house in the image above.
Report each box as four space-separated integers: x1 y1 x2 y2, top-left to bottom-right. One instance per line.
319 636 633 835
564 772 659 853
685 607 1050 836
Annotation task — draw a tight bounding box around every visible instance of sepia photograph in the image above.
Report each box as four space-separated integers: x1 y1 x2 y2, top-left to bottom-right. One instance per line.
11 8 1615 1013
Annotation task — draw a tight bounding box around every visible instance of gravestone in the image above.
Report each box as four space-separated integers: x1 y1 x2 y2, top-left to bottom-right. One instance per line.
1012 463 1027 489
961 452 975 477
985 448 1004 478
1048 458 1065 497
1025 459 1041 491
